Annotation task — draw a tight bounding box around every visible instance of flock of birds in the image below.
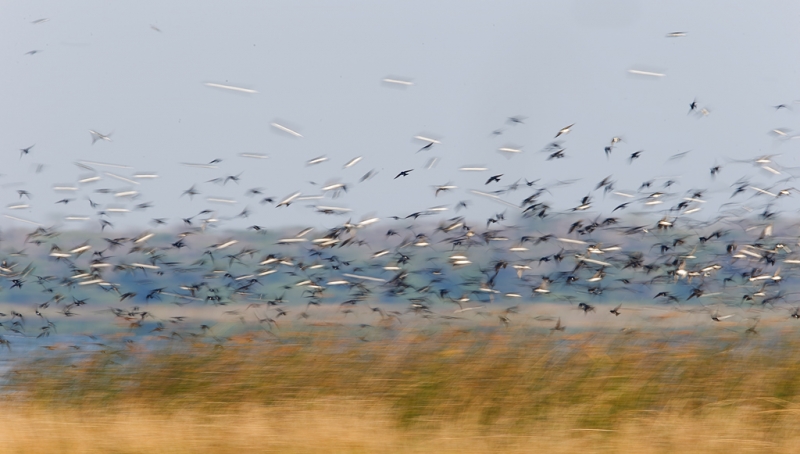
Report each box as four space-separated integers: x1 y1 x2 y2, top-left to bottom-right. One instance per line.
5 22 800 355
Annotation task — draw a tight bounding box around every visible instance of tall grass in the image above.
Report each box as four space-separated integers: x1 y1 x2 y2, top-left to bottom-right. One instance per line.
4 326 800 452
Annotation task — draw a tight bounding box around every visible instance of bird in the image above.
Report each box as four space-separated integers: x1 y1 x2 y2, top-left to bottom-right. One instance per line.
394 169 413 179
89 130 113 144
19 145 34 159
555 123 574 138
485 174 503 185
711 309 734 322
182 185 200 198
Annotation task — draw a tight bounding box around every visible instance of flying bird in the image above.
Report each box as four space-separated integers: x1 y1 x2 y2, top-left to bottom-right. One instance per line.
90 130 112 144
485 174 503 185
555 124 574 138
19 145 34 159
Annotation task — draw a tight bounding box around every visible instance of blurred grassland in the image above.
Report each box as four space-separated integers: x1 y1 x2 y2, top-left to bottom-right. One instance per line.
3 326 800 453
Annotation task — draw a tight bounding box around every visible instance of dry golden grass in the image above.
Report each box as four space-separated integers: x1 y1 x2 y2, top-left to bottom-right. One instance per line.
3 325 800 453
2 403 799 453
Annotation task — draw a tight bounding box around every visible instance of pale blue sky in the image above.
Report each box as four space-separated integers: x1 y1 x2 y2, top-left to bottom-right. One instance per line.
2 1 799 230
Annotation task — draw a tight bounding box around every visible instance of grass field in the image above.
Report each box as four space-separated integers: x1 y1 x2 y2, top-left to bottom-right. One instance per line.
3 325 800 453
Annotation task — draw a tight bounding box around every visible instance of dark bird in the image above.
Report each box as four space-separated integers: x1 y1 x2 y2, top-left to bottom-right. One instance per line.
19 144 34 159
485 174 503 185
394 169 413 179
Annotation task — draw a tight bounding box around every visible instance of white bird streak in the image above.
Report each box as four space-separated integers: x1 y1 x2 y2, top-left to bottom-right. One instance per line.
204 83 258 94
343 273 387 282
382 78 413 86
470 190 522 210
307 156 328 166
278 192 301 206
628 69 665 77
750 186 777 197
271 123 303 137
343 156 362 168
576 256 613 267
131 263 160 270
135 233 155 243
78 161 133 170
4 215 42 226
557 238 587 245
105 172 140 185
215 240 238 250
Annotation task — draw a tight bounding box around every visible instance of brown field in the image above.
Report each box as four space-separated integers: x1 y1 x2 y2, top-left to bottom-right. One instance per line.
3 325 800 453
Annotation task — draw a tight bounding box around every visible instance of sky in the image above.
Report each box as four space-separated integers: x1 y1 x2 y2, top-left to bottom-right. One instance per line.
1 0 799 232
